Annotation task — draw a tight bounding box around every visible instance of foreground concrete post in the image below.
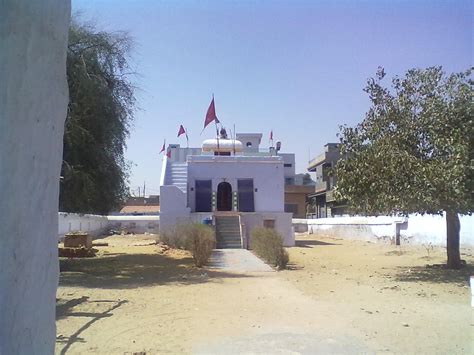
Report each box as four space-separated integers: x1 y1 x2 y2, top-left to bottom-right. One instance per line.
0 1 70 353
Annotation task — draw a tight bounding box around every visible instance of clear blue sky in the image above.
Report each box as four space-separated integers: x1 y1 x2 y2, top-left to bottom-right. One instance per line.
73 0 472 197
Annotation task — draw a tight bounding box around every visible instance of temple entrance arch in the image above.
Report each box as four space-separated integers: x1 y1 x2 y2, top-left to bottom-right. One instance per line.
217 182 232 211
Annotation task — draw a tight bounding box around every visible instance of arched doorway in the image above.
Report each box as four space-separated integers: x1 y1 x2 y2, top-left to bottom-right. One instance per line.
217 182 232 211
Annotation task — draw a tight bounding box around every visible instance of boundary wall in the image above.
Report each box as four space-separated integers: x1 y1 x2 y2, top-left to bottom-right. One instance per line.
293 214 474 246
58 213 160 238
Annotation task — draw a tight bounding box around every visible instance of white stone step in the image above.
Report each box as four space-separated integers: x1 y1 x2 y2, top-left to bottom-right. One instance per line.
170 177 187 180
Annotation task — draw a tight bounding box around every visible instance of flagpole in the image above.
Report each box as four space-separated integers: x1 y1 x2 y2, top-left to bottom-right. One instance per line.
213 94 220 153
215 120 219 153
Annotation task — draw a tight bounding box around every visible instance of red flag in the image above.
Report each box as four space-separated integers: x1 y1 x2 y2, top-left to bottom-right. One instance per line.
177 125 186 137
204 98 217 129
270 130 273 141
166 148 171 159
159 140 165 154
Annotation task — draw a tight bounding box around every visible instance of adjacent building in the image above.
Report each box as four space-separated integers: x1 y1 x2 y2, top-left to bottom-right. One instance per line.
307 143 345 218
159 132 295 247
119 196 160 215
284 178 314 218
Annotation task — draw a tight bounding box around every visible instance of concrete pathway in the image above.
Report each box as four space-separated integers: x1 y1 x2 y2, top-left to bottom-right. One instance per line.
207 249 274 273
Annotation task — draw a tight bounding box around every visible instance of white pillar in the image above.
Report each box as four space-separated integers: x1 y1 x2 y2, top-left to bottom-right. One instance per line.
0 1 70 353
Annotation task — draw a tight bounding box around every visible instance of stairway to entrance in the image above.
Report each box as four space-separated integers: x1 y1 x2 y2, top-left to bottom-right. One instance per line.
166 163 187 193
215 215 242 249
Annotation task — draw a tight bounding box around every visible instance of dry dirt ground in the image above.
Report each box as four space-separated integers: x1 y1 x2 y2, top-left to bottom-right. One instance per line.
56 234 474 354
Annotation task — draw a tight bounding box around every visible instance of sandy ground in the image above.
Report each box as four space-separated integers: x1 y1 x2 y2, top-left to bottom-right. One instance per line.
56 234 474 354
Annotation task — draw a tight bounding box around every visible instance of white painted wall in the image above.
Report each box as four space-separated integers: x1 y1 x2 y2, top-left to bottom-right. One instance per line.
159 184 191 232
107 215 160 234
187 156 285 213
0 1 70 353
159 153 168 186
58 214 161 238
58 213 109 238
399 214 473 246
293 214 474 246
236 133 262 152
242 212 294 246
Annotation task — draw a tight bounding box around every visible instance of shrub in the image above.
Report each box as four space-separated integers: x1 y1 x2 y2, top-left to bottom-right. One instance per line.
250 227 289 270
159 224 189 249
161 223 216 267
184 224 216 267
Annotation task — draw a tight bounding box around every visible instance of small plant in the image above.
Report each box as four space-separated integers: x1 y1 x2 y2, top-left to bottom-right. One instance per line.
184 224 216 267
422 243 434 260
250 227 289 270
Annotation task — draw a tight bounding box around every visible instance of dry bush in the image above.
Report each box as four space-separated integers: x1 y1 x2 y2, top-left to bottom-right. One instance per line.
159 224 189 249
250 227 289 270
160 223 216 267
184 224 216 267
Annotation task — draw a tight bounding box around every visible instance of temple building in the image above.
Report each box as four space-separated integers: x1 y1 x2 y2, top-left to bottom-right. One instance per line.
159 132 295 247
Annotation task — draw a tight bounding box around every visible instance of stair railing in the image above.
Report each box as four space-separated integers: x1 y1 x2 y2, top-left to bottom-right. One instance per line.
239 215 247 249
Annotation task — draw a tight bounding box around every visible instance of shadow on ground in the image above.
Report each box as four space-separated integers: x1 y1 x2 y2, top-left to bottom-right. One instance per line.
59 253 254 289
56 297 127 355
295 239 341 248
394 263 474 284
56 296 89 319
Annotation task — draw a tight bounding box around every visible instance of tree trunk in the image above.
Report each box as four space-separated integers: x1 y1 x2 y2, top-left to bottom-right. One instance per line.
446 211 461 269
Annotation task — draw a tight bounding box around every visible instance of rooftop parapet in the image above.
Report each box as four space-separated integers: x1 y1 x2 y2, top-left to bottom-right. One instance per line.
307 152 326 170
187 155 283 163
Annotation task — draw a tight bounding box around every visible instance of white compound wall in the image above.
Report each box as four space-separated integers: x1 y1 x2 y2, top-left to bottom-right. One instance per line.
58 213 110 238
293 214 474 247
58 213 161 238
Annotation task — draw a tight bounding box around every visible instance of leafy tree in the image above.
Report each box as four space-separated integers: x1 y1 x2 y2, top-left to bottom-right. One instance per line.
335 67 473 269
59 20 136 214
302 173 314 185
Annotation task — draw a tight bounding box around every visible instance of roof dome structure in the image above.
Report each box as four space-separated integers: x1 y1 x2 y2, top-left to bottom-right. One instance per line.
202 139 243 153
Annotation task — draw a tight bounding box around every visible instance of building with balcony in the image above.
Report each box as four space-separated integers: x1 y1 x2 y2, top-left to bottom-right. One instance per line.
159 132 295 247
307 143 345 218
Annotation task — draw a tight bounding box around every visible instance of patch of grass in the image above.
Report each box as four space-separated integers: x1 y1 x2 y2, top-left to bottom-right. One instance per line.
250 227 289 270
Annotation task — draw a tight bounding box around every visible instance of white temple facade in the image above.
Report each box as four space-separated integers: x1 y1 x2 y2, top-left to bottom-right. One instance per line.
160 133 295 247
